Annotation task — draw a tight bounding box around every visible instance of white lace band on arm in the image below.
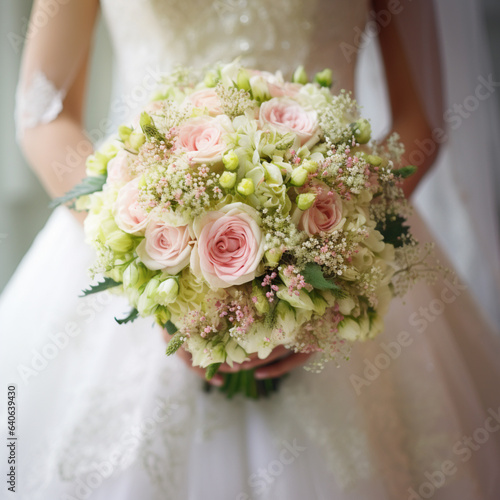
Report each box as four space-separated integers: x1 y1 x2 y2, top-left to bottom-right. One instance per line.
15 70 66 141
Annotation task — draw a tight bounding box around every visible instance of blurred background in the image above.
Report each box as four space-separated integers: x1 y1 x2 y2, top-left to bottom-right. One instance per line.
1 0 500 296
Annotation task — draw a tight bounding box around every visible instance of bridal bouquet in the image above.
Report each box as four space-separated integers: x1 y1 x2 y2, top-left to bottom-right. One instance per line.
56 61 432 398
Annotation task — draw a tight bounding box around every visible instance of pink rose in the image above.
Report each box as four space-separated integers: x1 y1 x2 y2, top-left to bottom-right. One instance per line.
114 178 149 234
249 70 301 98
186 89 223 116
107 150 133 185
299 183 344 236
267 81 302 99
137 220 192 274
259 97 319 147
176 115 231 164
190 202 265 288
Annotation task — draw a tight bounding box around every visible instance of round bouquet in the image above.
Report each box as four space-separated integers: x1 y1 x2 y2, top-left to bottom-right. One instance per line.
56 60 433 398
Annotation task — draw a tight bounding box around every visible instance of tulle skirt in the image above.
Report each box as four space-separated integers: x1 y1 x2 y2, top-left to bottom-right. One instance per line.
1 206 499 500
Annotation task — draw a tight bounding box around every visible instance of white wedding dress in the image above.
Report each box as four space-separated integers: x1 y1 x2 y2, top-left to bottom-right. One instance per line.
2 1 500 499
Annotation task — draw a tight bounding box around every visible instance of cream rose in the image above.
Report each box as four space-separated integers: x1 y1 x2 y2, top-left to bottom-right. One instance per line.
113 178 149 235
136 219 192 275
259 97 319 147
190 202 265 288
298 183 344 236
106 149 133 186
176 115 231 164
186 89 223 116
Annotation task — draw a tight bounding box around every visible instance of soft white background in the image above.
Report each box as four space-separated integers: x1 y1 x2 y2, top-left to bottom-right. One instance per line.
1 0 499 294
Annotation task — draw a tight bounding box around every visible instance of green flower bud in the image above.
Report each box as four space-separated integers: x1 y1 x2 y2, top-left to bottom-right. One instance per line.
296 193 317 210
275 300 296 337
99 142 120 161
105 267 124 284
310 290 328 316
265 248 282 267
105 230 135 253
123 261 152 290
301 159 318 173
137 284 158 317
250 75 271 102
314 68 333 87
139 112 153 129
155 306 171 327
204 70 219 88
363 154 382 166
292 65 308 85
251 282 270 315
129 131 146 150
352 118 371 144
290 166 309 187
236 69 251 91
118 125 132 142
223 150 239 171
85 152 108 176
219 171 237 189
236 178 255 196
156 278 179 305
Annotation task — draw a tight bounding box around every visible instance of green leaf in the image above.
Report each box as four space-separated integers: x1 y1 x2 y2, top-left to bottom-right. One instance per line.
301 262 343 292
140 112 166 143
50 174 107 209
80 277 120 297
393 165 417 179
163 320 178 335
376 214 409 248
205 363 221 381
165 332 186 356
114 308 139 325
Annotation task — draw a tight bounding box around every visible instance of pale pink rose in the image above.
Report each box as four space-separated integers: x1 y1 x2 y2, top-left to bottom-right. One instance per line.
186 89 223 116
259 98 319 147
299 183 344 236
176 115 231 164
131 101 164 129
249 70 301 98
114 178 149 235
268 81 302 99
106 150 133 185
190 202 265 288
136 220 192 274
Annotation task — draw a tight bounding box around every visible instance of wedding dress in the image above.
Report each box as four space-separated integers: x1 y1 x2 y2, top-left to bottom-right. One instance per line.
2 1 500 499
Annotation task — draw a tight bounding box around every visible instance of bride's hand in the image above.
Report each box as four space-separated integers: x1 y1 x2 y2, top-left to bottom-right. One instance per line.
163 329 311 386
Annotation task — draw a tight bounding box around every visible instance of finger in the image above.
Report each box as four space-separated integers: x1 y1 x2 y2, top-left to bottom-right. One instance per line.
254 352 312 379
217 345 290 373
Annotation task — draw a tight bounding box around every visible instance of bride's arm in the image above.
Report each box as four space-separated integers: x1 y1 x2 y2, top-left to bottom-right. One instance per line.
373 0 444 198
16 0 99 222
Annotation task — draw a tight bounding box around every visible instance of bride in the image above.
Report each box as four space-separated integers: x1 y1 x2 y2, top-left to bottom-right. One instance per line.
2 0 500 498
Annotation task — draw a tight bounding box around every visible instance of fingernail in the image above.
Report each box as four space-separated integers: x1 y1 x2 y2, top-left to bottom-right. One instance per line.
254 371 266 380
211 377 223 387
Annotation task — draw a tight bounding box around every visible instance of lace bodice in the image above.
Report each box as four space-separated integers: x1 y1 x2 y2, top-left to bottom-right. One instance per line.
100 0 369 124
